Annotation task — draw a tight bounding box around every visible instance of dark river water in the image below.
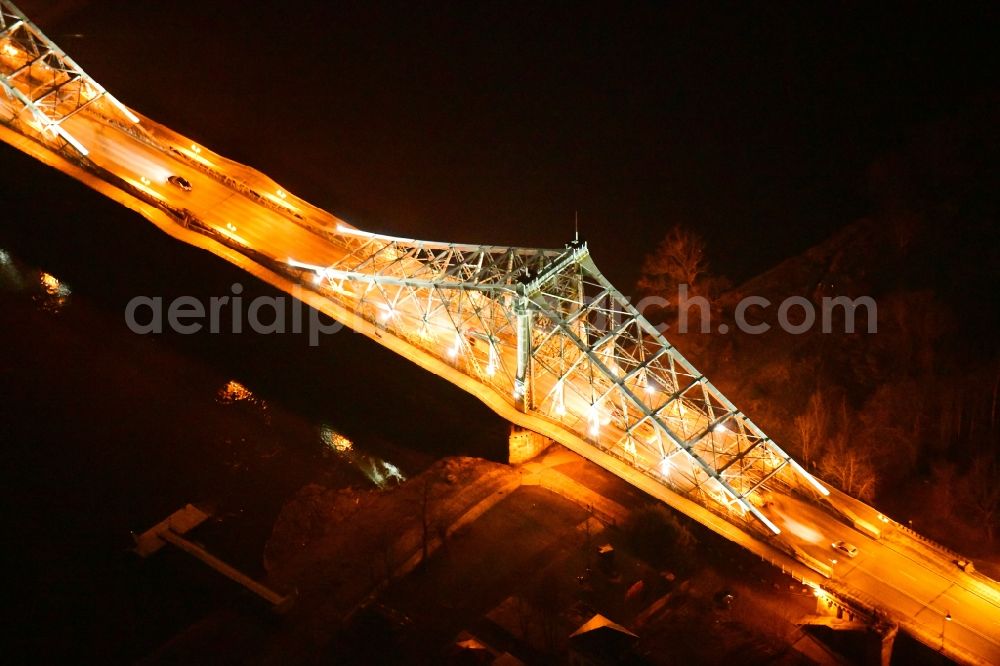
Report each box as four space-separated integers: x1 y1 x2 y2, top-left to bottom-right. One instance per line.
0 145 508 662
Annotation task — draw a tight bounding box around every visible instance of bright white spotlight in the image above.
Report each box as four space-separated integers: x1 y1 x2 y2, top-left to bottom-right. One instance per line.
551 380 567 416
588 403 600 436
377 303 396 322
448 331 462 359
486 342 499 376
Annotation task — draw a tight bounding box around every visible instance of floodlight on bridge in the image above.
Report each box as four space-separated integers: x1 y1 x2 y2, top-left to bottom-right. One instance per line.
0 0 828 538
3 7 998 658
281 228 830 536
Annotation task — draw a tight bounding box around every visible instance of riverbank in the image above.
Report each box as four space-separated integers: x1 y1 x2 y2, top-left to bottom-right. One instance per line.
142 450 859 665
1 139 507 663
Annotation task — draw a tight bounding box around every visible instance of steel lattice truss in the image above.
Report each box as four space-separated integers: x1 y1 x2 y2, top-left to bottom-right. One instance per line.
0 0 826 536
290 228 829 535
0 0 138 155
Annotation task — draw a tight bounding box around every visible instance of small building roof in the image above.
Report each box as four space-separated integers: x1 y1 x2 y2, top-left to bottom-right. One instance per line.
570 613 638 639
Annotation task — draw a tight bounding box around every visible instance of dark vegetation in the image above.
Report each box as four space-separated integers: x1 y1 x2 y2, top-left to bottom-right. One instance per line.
638 100 1000 559
622 504 698 575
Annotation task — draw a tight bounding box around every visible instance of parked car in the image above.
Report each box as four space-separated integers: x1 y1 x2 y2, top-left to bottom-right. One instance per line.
167 175 192 191
955 559 975 573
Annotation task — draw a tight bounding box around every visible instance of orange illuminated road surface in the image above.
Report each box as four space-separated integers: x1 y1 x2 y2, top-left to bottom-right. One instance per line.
3 89 1000 666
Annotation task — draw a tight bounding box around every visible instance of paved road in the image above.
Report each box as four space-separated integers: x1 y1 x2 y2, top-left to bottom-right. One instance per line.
3 96 999 663
772 495 1000 663
60 112 345 268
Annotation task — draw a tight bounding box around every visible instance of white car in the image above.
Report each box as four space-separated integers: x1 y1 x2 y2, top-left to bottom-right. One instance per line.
831 540 859 558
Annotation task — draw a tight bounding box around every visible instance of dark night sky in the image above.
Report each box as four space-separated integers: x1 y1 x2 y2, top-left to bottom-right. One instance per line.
24 1 1000 287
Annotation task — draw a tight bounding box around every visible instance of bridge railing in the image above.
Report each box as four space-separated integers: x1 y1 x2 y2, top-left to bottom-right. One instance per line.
81 105 356 251
888 518 967 562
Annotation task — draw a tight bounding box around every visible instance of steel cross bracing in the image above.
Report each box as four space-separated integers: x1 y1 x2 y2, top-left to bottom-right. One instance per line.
0 0 138 156
289 228 829 536
0 0 827 537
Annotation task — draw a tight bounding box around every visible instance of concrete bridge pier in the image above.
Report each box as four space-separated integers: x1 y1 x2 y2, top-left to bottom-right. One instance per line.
801 593 898 666
867 623 898 666
508 426 553 464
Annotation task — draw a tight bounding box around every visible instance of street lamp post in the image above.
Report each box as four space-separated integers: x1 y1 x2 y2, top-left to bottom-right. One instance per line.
941 610 952 651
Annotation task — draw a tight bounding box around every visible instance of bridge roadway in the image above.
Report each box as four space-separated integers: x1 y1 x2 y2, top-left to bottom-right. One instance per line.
3 98 1000 663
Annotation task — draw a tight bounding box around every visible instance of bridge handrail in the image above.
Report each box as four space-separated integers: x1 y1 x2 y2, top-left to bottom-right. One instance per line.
565 416 764 535
887 517 968 562
90 110 162 153
83 108 354 249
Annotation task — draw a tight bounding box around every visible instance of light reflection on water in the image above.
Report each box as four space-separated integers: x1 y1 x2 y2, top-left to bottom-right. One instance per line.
3 245 409 497
320 423 406 489
215 379 271 425
38 271 72 312
0 247 25 290
0 247 72 311
213 378 407 490
217 379 261 405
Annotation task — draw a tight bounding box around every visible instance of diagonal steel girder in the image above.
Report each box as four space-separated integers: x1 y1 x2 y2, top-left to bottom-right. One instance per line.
0 0 826 537
285 230 829 535
0 0 138 155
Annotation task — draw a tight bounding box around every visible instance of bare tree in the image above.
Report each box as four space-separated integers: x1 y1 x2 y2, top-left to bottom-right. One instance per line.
793 390 829 466
527 574 563 652
857 381 921 478
638 225 708 297
369 522 396 585
818 436 877 501
929 460 959 521
959 455 1000 542
419 478 438 570
879 291 950 376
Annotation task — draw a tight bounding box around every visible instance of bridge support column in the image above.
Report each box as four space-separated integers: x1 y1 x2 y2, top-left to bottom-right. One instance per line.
508 426 553 464
514 297 532 411
864 623 897 666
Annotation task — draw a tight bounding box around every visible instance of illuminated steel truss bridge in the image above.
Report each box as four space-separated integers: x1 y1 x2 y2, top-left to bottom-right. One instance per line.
0 1 138 156
11 7 1000 662
1 0 829 537
289 229 831 536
